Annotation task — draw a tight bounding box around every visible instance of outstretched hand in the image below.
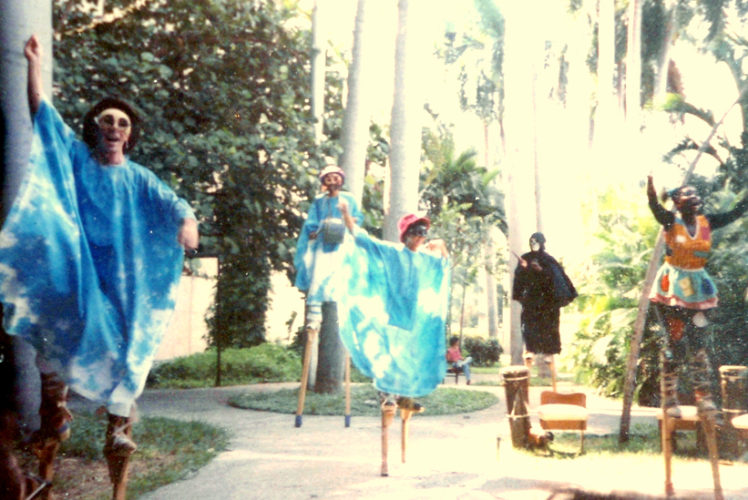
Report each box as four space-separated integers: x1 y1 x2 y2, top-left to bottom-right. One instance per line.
646 175 657 200
177 218 199 251
24 34 42 64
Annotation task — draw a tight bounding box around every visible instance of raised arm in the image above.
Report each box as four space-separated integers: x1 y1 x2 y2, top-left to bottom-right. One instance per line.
338 199 356 232
647 176 674 227
24 35 44 115
707 194 748 230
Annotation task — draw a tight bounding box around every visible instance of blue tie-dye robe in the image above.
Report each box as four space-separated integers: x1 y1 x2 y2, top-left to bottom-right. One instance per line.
0 100 194 416
294 191 363 304
338 228 450 397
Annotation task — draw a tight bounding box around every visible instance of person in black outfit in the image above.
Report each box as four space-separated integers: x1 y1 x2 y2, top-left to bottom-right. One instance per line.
512 233 577 361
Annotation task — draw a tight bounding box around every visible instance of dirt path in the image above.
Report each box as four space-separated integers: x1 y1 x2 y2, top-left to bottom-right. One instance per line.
79 374 746 500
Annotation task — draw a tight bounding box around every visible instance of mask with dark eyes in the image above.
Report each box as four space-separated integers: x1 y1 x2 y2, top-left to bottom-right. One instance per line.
407 223 428 238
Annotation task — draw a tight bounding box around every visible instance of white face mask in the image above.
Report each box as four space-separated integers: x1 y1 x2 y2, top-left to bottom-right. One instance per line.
95 108 132 131
530 240 541 252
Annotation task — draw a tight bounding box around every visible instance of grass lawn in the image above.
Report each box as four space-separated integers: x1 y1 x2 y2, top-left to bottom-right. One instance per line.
18 412 229 500
229 384 500 416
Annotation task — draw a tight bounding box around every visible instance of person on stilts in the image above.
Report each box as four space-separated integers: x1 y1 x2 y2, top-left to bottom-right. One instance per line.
293 164 363 427
0 35 199 500
647 175 748 499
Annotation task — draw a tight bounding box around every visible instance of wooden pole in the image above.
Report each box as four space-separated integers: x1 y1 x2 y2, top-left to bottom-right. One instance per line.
401 409 413 463
295 329 318 428
380 402 395 476
619 88 748 443
701 414 724 500
550 354 557 392
344 353 351 427
660 351 675 497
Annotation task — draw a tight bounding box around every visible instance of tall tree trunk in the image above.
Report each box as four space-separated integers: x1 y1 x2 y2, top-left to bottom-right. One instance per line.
595 0 617 151
625 0 642 126
483 123 499 340
1 0 54 434
653 2 676 102
314 0 374 394
311 0 326 144
501 2 538 365
385 0 424 241
340 0 372 204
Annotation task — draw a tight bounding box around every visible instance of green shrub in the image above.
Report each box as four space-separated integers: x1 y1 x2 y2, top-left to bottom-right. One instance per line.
147 344 301 388
462 336 502 367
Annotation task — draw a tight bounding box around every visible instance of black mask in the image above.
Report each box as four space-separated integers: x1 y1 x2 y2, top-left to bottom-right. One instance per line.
407 223 428 238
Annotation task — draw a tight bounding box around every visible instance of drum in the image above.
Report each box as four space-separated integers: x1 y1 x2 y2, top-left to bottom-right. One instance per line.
719 365 747 418
501 366 530 448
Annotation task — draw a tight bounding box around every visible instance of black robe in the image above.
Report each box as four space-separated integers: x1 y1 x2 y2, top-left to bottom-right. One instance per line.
512 251 577 354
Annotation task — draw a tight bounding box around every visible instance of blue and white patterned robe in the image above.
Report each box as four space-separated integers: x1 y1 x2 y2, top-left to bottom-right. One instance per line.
338 228 450 397
0 100 194 416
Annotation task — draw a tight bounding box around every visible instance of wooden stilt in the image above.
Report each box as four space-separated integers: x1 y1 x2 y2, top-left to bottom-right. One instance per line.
35 439 59 500
550 355 557 392
701 414 723 500
295 329 317 427
401 408 414 463
104 415 135 500
662 411 674 497
344 353 351 427
380 402 395 477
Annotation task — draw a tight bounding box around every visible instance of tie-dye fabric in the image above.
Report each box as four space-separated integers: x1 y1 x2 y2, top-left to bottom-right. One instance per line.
338 228 450 397
0 100 193 416
294 191 363 304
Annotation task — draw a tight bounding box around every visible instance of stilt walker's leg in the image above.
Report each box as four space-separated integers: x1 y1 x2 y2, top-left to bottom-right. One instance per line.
344 353 351 428
295 328 317 428
660 351 675 497
103 410 137 500
692 348 723 500
380 401 395 477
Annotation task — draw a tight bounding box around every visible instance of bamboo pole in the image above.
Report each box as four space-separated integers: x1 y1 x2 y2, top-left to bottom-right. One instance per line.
619 88 748 442
702 414 724 500
295 329 318 428
380 402 395 476
344 353 351 427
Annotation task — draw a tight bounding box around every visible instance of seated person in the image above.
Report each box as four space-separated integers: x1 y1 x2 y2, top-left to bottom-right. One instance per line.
446 336 472 385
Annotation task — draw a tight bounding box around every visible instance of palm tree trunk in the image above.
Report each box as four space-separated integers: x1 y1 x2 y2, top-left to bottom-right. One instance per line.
311 0 326 143
386 0 424 241
1 0 53 434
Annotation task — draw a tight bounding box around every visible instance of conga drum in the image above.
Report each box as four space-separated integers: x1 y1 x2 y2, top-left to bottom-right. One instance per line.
501 366 530 448
719 365 747 420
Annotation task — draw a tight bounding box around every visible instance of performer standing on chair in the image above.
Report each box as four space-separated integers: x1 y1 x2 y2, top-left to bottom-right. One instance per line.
0 35 199 498
646 176 748 418
512 232 577 372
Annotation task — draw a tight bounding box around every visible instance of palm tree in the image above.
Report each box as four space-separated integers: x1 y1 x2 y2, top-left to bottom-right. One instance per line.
1 0 53 437
386 0 425 241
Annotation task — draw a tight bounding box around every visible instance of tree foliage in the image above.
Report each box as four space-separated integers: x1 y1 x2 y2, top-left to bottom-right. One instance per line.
53 0 338 347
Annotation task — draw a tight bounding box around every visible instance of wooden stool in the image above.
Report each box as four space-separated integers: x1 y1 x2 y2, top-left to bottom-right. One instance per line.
537 391 588 453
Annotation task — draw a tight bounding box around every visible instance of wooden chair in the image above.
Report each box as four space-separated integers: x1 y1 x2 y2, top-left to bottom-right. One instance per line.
537 391 588 453
655 405 703 451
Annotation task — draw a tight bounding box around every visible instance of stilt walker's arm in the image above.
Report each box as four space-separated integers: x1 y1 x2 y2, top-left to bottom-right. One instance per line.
295 329 318 428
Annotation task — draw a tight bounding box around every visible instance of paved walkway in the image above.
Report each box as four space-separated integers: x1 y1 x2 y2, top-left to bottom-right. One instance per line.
76 374 748 500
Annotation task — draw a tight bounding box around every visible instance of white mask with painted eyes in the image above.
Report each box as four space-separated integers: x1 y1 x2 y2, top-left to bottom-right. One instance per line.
95 108 131 131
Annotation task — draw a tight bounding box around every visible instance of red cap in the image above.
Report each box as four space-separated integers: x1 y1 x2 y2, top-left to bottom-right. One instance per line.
398 213 430 242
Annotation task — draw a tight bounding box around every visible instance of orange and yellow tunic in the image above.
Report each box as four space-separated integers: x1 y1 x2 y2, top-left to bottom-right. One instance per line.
650 215 717 309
